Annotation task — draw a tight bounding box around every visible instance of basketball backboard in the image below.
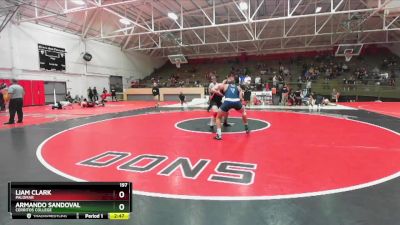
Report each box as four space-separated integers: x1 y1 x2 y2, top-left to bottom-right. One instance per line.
335 44 363 62
335 44 363 56
168 54 188 68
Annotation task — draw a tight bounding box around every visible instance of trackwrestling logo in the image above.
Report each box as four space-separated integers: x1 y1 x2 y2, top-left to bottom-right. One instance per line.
77 151 257 186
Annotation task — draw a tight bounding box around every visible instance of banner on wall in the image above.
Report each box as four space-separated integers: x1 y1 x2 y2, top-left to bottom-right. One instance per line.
38 44 66 71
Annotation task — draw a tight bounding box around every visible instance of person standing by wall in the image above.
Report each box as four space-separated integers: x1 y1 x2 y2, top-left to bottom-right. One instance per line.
4 79 25 125
207 76 218 112
87 87 94 102
331 88 340 105
0 83 6 111
152 83 160 108
93 87 98 101
111 88 117 102
281 83 289 106
179 92 186 108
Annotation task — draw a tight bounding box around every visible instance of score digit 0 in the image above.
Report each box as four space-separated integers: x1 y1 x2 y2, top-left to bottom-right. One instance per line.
119 191 125 199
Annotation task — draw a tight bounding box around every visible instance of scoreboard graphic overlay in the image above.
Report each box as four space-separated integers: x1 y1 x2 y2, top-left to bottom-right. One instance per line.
8 182 132 220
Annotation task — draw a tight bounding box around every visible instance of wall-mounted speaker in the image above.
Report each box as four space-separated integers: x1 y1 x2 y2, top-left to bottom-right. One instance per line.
83 52 92 62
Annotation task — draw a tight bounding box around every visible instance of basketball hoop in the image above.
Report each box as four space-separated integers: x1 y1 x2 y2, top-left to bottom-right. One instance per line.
344 49 353 62
175 58 182 68
334 44 363 62
168 54 187 69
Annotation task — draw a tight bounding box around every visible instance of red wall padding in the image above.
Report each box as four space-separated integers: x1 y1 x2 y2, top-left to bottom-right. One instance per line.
0 79 45 106
31 80 45 106
19 80 33 106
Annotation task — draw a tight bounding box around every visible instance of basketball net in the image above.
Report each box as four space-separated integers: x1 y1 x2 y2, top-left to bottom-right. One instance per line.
344 49 353 62
175 59 181 68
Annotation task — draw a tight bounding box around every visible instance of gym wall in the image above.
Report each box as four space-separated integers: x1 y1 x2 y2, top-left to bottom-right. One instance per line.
0 22 166 98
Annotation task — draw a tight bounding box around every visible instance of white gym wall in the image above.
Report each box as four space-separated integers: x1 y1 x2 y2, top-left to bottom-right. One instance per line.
0 22 166 97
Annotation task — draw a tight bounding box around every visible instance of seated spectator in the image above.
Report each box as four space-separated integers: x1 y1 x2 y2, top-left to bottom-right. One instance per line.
331 88 340 104
235 74 240 84
297 76 302 89
281 84 289 106
272 75 278 87
379 72 389 80
315 94 324 107
279 65 284 74
294 90 302 105
308 92 315 107
322 98 337 106
205 72 211 81
325 68 332 79
389 77 396 86
244 74 251 85
288 90 295 106
306 79 312 93
348 75 356 90
254 75 261 85
383 58 389 68
283 68 290 76
254 75 262 90
342 63 349 72
253 95 262 105
265 82 270 91
65 91 73 103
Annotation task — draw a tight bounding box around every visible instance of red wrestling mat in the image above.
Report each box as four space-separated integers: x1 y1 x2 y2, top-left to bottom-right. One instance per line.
0 101 175 130
340 102 400 118
37 111 400 200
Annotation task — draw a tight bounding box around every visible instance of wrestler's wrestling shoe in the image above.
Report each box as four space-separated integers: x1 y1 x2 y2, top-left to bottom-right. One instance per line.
245 124 250 133
214 134 222 140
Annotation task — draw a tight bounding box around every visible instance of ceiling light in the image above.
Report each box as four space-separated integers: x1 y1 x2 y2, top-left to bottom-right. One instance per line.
168 12 178 20
315 7 322 13
71 0 85 5
119 18 131 25
239 1 248 11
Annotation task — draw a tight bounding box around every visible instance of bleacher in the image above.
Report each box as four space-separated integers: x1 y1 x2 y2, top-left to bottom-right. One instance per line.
135 46 399 101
